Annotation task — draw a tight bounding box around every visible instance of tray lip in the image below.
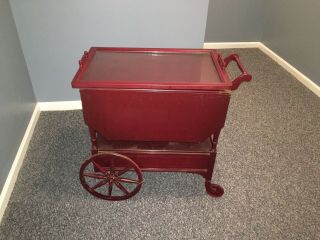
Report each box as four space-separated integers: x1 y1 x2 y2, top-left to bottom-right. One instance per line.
71 47 233 90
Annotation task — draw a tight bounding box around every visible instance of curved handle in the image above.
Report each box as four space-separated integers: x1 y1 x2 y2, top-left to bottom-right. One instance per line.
223 54 252 90
79 51 89 69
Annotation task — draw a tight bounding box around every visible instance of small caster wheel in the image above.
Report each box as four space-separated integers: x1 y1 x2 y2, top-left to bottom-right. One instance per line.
79 152 143 201
205 181 224 197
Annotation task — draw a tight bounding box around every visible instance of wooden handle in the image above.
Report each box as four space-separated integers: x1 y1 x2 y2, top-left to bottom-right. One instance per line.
223 54 252 90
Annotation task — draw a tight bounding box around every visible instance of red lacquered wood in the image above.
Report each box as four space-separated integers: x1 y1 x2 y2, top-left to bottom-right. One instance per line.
96 135 213 177
72 47 234 91
72 47 252 91
221 54 252 90
81 89 230 142
88 127 98 154
96 134 223 196
96 134 213 153
79 152 143 201
205 182 224 197
204 131 224 197
73 47 252 200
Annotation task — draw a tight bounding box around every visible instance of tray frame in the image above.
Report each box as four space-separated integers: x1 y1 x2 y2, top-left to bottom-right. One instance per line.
71 47 233 91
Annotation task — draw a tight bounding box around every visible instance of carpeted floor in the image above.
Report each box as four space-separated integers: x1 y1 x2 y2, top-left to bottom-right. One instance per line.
1 49 320 240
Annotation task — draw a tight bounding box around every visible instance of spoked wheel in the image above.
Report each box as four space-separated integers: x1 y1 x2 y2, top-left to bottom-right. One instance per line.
79 152 143 201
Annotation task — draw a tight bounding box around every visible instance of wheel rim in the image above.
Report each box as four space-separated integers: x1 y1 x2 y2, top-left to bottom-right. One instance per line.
79 152 143 201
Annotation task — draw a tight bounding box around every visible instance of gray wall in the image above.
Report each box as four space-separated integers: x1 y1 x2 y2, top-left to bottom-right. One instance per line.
205 0 264 42
9 0 210 101
206 0 320 86
0 0 36 191
261 0 320 85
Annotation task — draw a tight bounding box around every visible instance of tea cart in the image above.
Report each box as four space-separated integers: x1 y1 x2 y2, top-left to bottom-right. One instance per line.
71 47 252 201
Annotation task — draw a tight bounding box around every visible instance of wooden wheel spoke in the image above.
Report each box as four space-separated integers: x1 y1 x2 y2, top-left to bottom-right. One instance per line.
80 153 143 200
118 177 139 184
109 159 114 174
92 160 106 174
108 183 113 196
91 180 107 190
117 167 131 177
114 181 130 195
83 172 105 179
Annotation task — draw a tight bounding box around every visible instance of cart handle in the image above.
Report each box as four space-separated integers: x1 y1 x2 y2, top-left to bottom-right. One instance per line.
221 54 252 90
79 51 89 69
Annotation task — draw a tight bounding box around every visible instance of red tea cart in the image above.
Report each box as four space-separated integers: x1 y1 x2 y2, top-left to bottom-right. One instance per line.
72 47 252 201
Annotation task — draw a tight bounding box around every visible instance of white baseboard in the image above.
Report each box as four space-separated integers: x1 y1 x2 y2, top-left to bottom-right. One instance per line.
204 42 320 97
38 100 82 111
204 42 260 49
257 43 320 97
0 104 40 223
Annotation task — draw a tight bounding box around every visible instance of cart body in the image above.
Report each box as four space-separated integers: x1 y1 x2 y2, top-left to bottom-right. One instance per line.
72 47 252 200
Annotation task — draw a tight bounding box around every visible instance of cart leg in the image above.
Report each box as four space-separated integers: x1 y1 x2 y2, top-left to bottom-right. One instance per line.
205 130 224 197
89 127 98 155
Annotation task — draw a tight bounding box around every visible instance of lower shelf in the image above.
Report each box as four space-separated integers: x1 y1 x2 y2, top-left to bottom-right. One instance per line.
79 152 224 201
79 135 223 201
97 134 213 154
95 134 215 176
